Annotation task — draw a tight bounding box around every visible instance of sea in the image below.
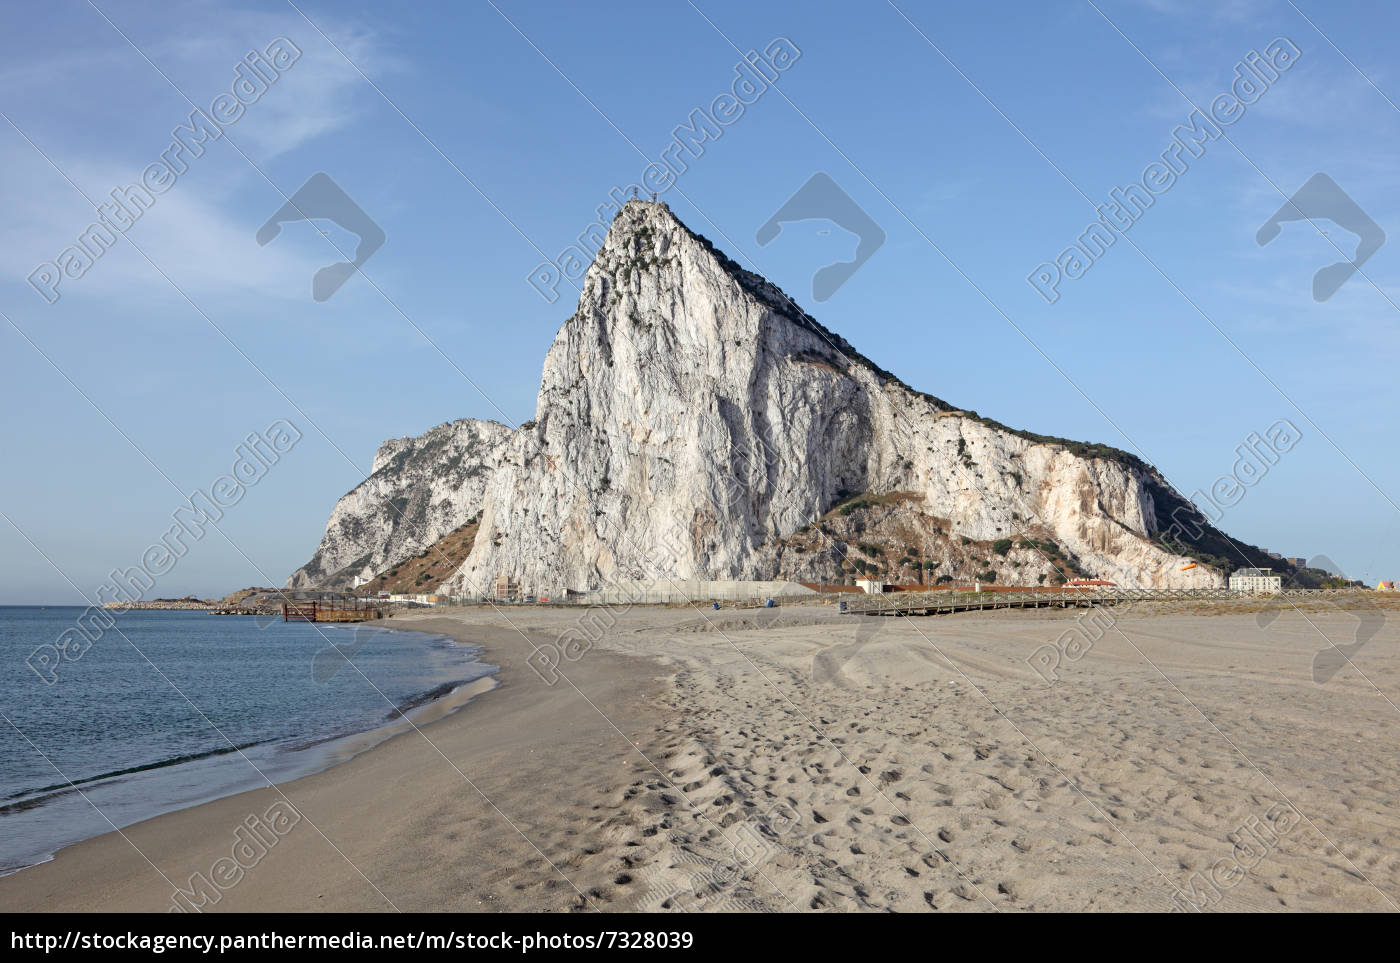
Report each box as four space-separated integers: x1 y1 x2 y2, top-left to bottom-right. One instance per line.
0 606 496 876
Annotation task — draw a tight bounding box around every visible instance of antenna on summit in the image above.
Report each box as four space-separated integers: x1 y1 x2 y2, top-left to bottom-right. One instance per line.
651 191 657 202
631 186 638 201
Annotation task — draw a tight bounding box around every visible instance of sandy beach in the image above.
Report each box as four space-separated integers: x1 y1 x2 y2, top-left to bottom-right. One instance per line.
2 599 1397 913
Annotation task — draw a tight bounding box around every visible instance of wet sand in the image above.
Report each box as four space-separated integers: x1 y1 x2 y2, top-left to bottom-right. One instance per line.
2 601 1397 912
0 613 668 912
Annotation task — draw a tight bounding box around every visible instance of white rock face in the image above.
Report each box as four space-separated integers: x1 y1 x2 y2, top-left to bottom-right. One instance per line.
293 202 1240 595
286 418 510 589
439 202 1224 596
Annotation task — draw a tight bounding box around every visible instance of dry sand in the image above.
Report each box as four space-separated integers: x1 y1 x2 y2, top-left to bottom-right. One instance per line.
2 599 1398 912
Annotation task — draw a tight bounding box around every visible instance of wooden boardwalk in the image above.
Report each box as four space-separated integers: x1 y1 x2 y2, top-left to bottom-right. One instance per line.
282 600 383 623
842 587 1358 616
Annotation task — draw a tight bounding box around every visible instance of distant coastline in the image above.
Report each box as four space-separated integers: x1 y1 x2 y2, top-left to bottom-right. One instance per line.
99 596 216 611
98 586 284 612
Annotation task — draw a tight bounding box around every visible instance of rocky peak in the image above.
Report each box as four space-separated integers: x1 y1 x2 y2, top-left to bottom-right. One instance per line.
286 417 510 590
292 201 1276 597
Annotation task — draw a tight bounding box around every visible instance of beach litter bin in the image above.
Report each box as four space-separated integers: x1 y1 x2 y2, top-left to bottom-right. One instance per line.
764 598 775 608
712 602 720 610
838 600 847 613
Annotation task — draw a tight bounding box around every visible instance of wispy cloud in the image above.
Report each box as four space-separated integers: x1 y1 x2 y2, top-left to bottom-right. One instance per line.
0 142 329 306
1126 0 1274 26
130 8 390 159
0 3 398 307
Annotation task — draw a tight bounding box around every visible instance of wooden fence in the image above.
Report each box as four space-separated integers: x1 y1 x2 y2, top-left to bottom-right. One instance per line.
841 587 1365 616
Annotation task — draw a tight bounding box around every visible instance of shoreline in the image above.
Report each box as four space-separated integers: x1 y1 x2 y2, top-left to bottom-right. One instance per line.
1 602 1394 912
0 619 499 886
0 609 673 912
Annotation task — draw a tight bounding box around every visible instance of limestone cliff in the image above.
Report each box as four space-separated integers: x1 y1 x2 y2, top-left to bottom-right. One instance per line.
286 418 509 590
293 201 1272 596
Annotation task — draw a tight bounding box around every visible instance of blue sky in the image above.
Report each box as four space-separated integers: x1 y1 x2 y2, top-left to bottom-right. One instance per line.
1 0 1396 603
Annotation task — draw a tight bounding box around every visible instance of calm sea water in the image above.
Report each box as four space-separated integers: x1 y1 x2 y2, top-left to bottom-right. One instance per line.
0 606 495 875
